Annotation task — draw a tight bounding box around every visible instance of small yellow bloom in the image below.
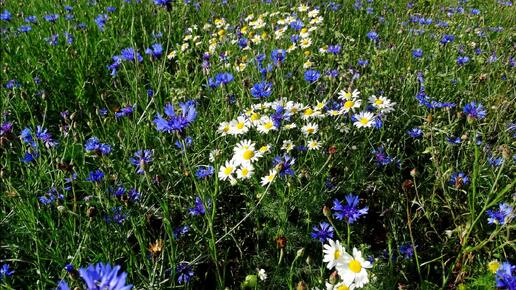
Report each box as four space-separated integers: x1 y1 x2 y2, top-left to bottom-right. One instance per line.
488 260 500 273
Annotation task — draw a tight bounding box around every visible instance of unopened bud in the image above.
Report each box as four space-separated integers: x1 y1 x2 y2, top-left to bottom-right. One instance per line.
329 271 338 284
323 206 332 218
296 280 308 290
296 248 305 258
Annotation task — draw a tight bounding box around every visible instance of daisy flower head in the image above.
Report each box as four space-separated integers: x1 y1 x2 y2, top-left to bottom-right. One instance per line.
258 144 271 154
301 122 319 136
260 169 278 186
236 164 254 180
368 95 396 113
307 139 322 150
323 239 346 270
232 140 262 165
340 98 362 113
336 247 372 288
218 160 237 182
281 140 295 152
257 116 277 134
217 121 231 136
229 116 250 135
326 281 356 290
338 89 360 101
352 111 375 128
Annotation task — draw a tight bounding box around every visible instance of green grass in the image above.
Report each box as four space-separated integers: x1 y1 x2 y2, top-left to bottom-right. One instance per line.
0 0 515 289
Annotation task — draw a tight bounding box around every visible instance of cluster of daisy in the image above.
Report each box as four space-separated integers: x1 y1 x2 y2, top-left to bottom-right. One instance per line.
167 3 328 71
323 240 372 289
337 89 396 128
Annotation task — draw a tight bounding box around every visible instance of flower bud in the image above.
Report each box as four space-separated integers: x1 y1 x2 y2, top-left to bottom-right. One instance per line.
296 281 308 290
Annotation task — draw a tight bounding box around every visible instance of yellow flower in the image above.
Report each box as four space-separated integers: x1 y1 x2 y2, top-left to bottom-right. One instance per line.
488 260 500 273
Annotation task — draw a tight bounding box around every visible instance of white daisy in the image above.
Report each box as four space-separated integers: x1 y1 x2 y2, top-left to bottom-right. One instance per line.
281 140 294 152
301 123 319 136
260 169 277 186
352 111 375 128
258 144 271 154
338 89 360 101
256 116 277 134
218 160 236 181
340 98 362 113
229 116 250 135
336 247 372 288
300 38 312 48
325 281 356 290
236 164 254 180
284 123 297 130
307 139 322 150
368 95 396 114
322 239 345 270
232 140 262 165
217 121 231 136
258 269 267 281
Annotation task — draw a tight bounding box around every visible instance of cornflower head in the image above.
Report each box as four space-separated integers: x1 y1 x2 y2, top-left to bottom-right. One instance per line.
311 222 334 243
78 262 133 290
154 101 197 134
272 154 295 177
332 194 368 223
487 203 513 225
129 149 153 174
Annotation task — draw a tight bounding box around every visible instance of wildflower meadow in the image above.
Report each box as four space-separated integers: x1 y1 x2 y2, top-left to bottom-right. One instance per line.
1 0 515 289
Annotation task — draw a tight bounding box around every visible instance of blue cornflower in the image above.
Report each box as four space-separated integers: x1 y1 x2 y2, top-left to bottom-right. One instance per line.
463 101 486 120
107 6 117 12
290 19 304 30
95 14 108 31
271 49 286 65
105 207 127 224
154 101 197 133
332 194 368 223
326 69 339 78
21 151 39 163
488 155 504 167
64 264 74 273
440 34 455 44
5 79 20 89
496 262 516 289
18 25 32 33
85 170 104 183
175 136 193 151
195 166 214 179
115 105 134 118
1 10 12 21
238 37 248 48
327 44 341 54
250 81 272 98
371 147 394 166
129 149 153 174
215 72 234 85
145 43 163 59
25 16 37 23
358 59 369 67
120 48 143 63
79 262 132 290
407 127 423 138
84 137 112 156
456 56 470 65
0 122 12 136
449 172 469 188
399 243 415 259
20 128 36 147
56 280 70 290
272 155 295 177
366 31 379 41
128 188 141 201
173 225 190 239
46 34 59 46
0 264 14 280
64 32 73 45
412 49 423 58
471 8 480 15
310 222 334 243
188 196 207 216
107 55 122 76
487 203 513 225
43 14 59 23
38 187 64 205
446 136 462 144
176 262 194 284
304 70 320 82
154 0 172 6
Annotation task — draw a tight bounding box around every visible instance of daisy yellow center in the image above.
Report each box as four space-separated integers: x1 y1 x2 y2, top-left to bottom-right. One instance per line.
360 117 369 125
243 150 255 160
344 100 354 109
259 146 268 152
237 122 245 129
251 113 260 121
334 250 341 260
241 168 249 176
267 174 275 181
349 259 362 273
337 286 349 290
304 108 313 116
307 128 315 134
488 261 500 273
223 126 230 132
223 167 233 175
291 108 298 113
375 99 384 105
264 122 273 129
344 92 351 98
